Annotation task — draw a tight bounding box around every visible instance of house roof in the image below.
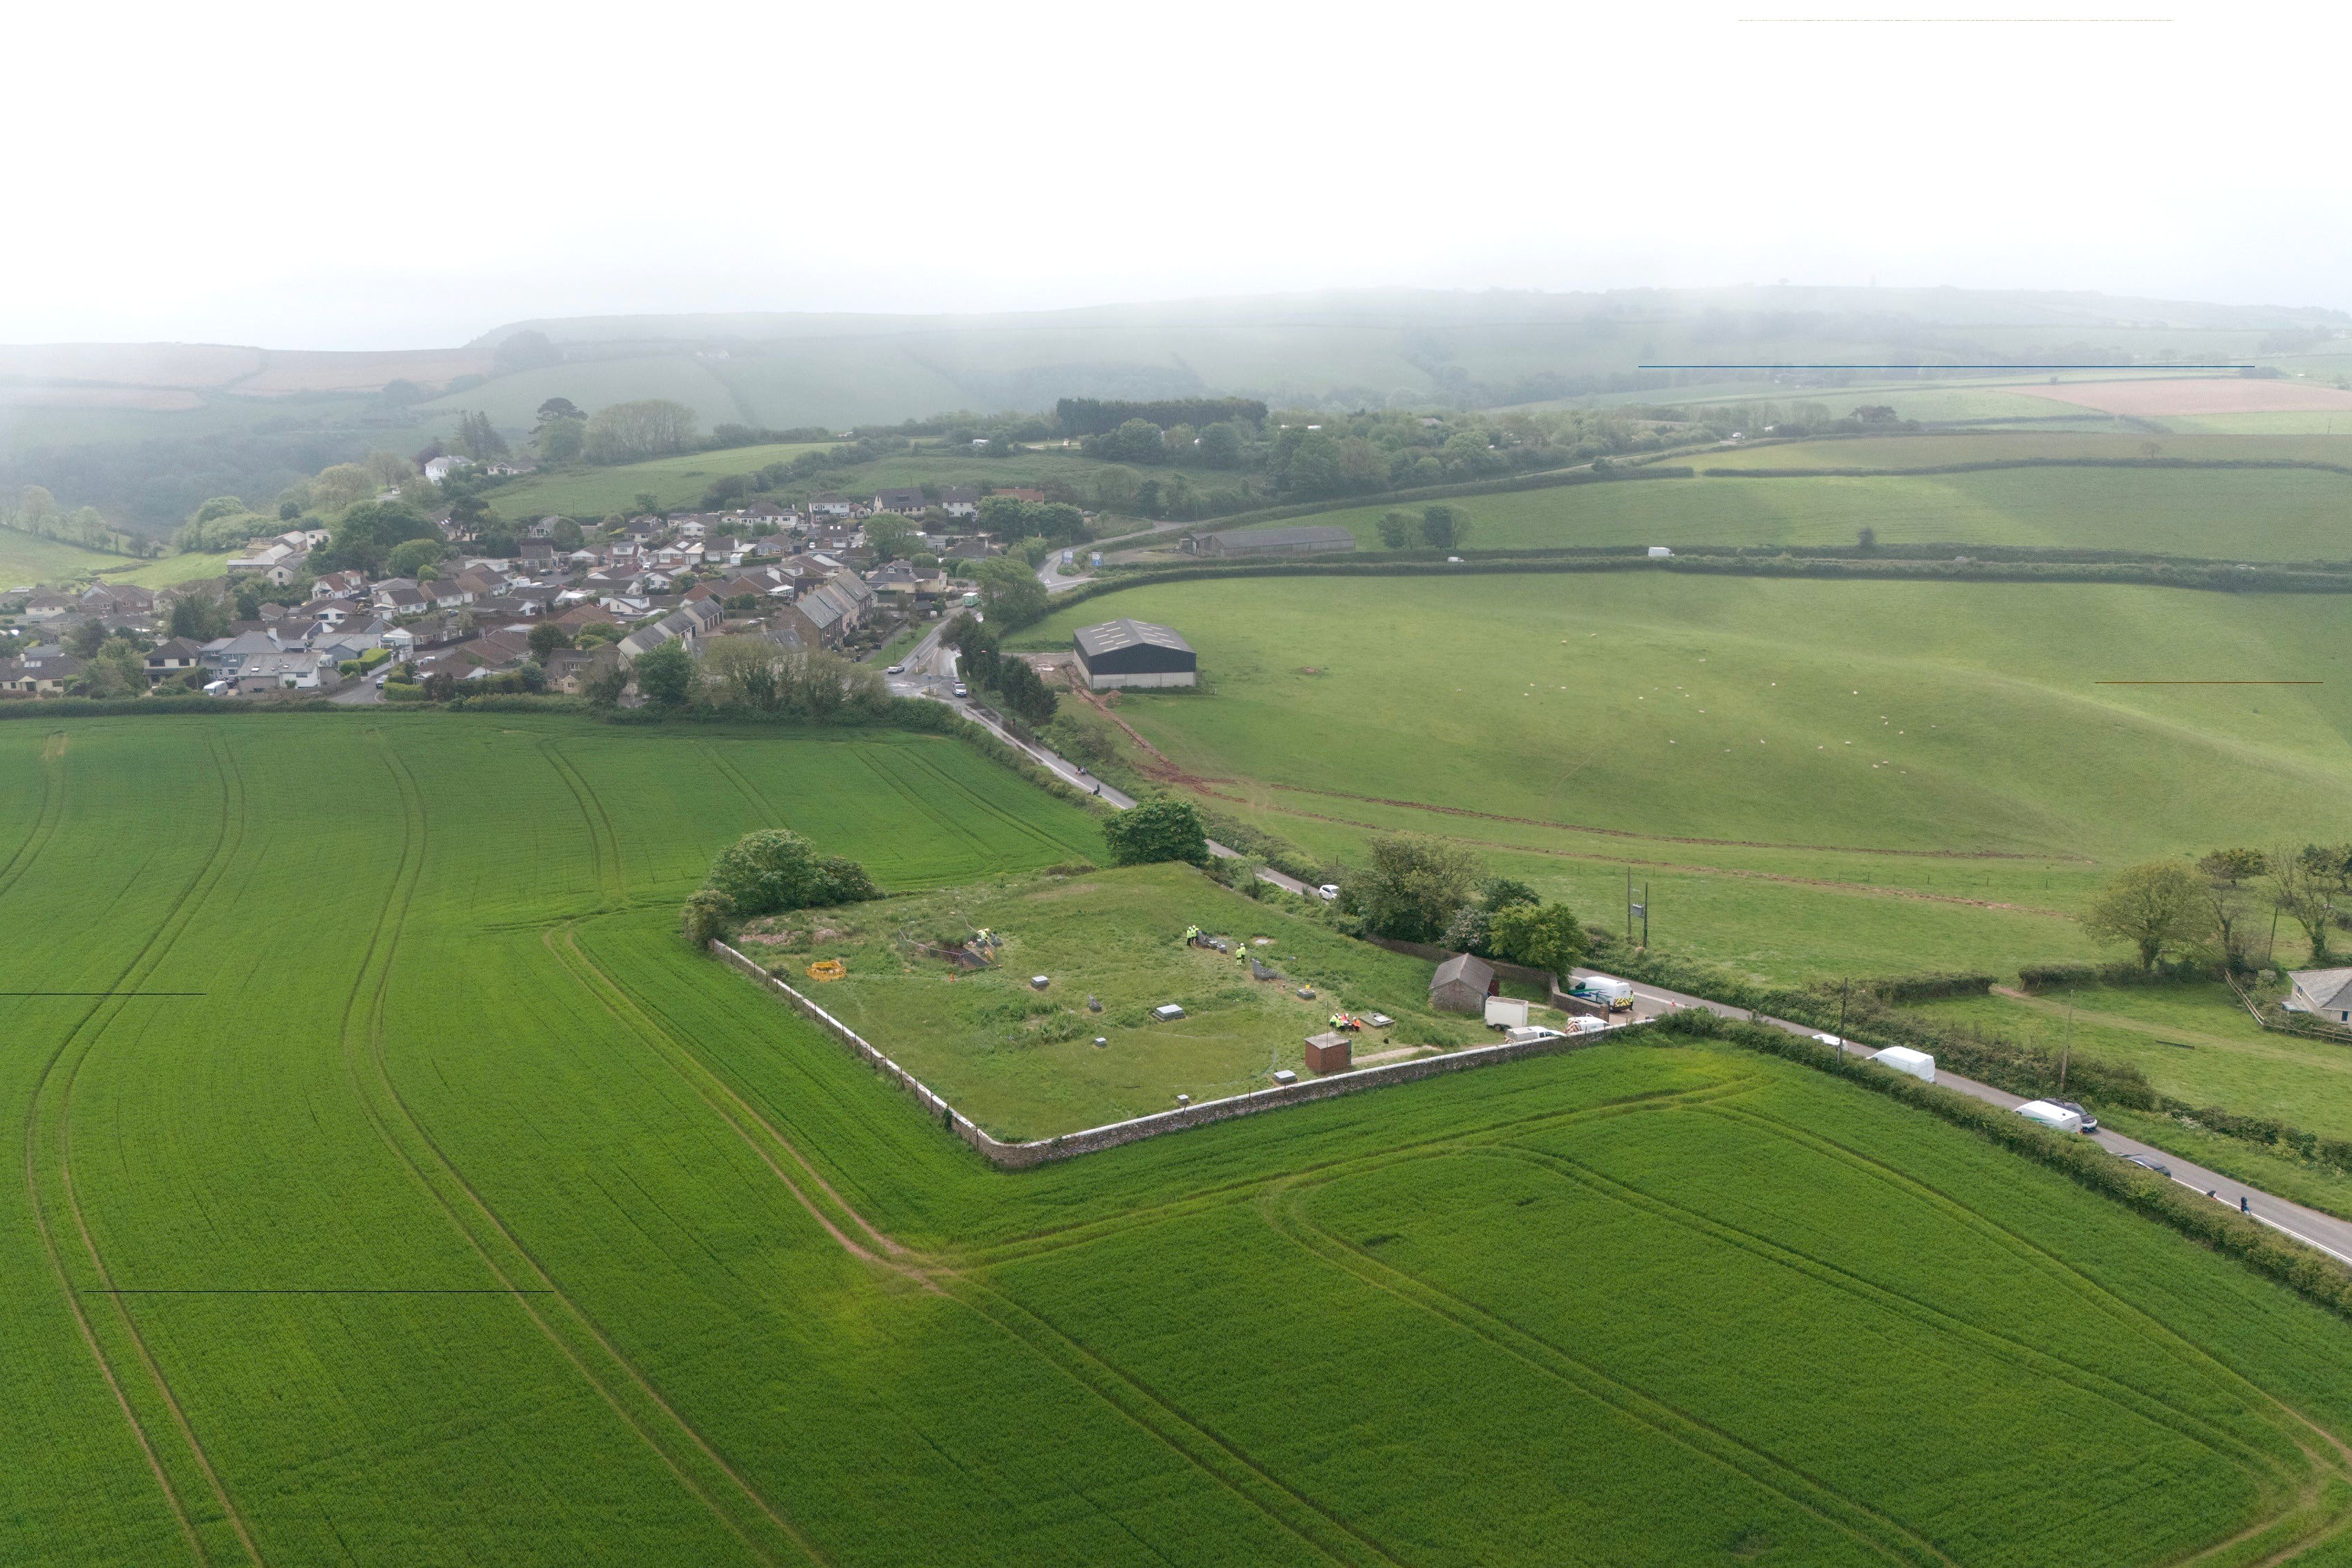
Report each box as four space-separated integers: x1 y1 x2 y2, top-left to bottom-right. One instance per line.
1074 618 1192 658
1431 952 1495 991
2293 967 2352 1011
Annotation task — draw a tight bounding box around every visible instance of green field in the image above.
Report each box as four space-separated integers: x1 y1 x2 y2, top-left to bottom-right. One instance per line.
0 530 239 591
485 442 839 518
1906 982 2352 1143
1016 574 2352 983
13 709 2352 1563
739 864 1497 1139
1222 453 2352 560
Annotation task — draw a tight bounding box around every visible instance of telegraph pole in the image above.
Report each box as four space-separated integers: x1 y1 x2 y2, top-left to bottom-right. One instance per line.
1640 882 1650 949
1625 867 1633 944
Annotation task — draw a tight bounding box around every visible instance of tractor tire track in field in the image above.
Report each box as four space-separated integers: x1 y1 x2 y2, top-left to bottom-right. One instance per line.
962 1081 1764 1271
952 1279 1415 1568
1477 1143 2301 1491
25 736 263 1567
545 924 923 1275
539 736 626 909
579 928 1420 1565
340 737 827 1568
0 731 68 908
1258 1173 1957 1568
698 740 785 827
1701 1103 2352 1563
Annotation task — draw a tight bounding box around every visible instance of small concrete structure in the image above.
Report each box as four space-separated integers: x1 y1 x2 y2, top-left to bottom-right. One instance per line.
1272 1069 1298 1085
1152 1003 1186 1022
1430 952 1497 1014
1030 974 1050 990
1305 1032 1353 1074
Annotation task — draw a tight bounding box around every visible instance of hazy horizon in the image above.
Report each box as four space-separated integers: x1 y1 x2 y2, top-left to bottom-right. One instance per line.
12 0 2346 351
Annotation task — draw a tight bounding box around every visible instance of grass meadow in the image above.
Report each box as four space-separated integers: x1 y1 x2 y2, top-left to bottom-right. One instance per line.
1016 573 2352 987
485 442 839 518
0 530 236 590
739 864 1496 1139
1237 454 2352 559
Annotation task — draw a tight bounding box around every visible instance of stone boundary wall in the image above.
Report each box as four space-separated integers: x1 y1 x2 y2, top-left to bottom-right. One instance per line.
710 940 1624 1170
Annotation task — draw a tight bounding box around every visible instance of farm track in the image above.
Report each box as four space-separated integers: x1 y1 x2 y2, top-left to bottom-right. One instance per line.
1258 1170 1955 1568
698 740 785 826
25 736 262 1566
340 738 828 1568
1704 1104 2352 1563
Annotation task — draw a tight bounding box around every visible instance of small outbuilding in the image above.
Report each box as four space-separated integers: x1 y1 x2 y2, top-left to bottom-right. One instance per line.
1072 618 1197 691
1430 952 1497 1014
1305 1032 1352 1074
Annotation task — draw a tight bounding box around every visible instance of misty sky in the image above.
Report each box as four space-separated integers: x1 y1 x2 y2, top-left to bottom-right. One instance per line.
12 0 2346 348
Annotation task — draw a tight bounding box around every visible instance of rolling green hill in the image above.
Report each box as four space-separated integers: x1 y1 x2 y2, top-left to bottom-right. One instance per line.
11 711 2352 1565
1223 444 2352 560
1016 573 2352 983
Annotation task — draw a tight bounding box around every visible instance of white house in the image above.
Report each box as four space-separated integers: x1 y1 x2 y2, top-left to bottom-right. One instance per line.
423 455 474 485
2287 967 2352 1025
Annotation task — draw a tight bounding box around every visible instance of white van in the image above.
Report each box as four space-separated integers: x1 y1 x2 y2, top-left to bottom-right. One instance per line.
2015 1100 2086 1135
1870 1046 1935 1085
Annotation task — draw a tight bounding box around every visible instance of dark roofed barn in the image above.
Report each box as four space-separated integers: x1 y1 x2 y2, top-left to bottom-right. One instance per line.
1072 618 1197 691
1188 523 1356 558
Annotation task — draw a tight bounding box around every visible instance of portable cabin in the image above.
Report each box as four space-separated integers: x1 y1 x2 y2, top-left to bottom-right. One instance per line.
1870 1046 1935 1084
2015 1100 2085 1135
1484 996 1531 1029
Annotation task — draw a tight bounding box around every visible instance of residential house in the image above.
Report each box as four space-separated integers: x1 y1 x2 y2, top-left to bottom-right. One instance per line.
808 494 855 519
2288 968 2352 1026
941 487 980 521
144 637 205 685
227 540 309 585
0 656 84 697
992 487 1046 504
871 487 926 515
545 646 622 696
617 598 724 660
21 593 75 623
423 455 473 485
229 651 342 694
315 569 368 599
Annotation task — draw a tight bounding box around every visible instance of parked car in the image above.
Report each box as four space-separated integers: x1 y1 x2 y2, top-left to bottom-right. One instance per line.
886 663 905 675
2053 1099 2099 1133
1316 884 1340 902
952 682 969 698
2119 1152 2172 1177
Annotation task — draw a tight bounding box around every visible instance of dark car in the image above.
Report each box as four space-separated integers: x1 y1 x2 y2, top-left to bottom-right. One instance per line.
2119 1152 2171 1177
2054 1099 2099 1133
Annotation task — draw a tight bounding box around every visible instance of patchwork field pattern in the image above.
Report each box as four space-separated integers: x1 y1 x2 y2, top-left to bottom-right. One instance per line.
12 713 2352 1565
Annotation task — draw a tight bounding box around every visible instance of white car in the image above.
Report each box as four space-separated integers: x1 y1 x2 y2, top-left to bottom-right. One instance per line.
886 663 905 675
1316 884 1340 902
952 682 969 698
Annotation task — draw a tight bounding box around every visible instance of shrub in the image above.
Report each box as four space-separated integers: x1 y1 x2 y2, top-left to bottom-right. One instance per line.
1103 799 1208 866
682 888 736 946
703 829 879 920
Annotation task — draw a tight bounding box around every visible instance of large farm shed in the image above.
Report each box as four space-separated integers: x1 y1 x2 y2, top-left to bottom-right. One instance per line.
1186 524 1357 557
1072 619 1197 691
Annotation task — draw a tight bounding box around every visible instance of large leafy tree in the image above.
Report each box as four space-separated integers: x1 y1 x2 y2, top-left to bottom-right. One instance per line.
1488 902 1586 976
631 640 697 709
2081 860 2203 971
702 829 878 918
1102 799 1208 867
1354 834 1482 943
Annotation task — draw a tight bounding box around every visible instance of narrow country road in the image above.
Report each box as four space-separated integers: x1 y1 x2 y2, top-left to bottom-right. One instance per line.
1575 967 2352 1267
908 658 2352 1272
